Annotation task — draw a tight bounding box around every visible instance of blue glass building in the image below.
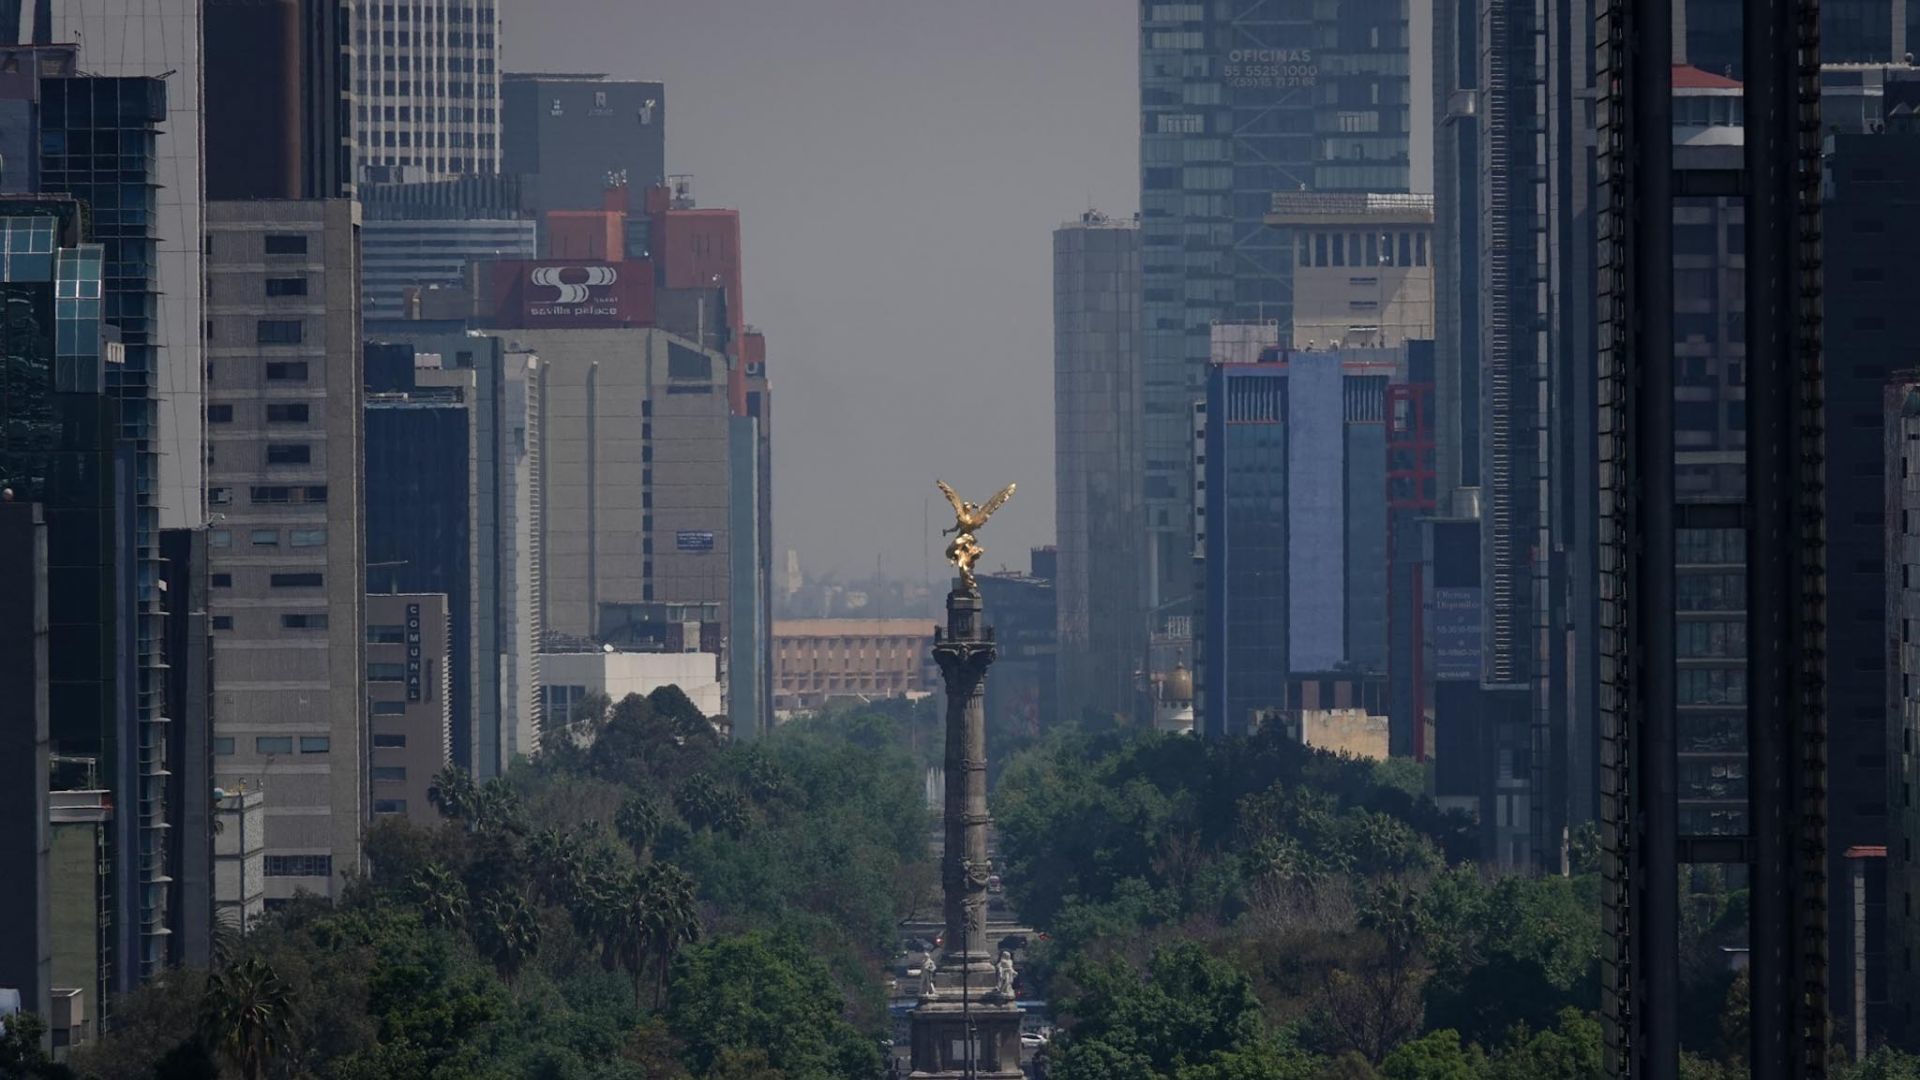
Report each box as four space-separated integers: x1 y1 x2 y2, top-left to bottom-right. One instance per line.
1199 347 1400 737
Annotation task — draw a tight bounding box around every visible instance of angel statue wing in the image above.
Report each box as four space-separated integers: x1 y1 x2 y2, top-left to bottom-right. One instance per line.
976 483 1016 524
936 479 966 516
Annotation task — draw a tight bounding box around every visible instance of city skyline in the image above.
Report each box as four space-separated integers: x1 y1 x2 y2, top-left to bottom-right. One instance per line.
510 0 1137 578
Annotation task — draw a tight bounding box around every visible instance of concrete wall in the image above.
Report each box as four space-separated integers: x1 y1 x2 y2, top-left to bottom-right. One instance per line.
366 593 452 827
540 650 724 720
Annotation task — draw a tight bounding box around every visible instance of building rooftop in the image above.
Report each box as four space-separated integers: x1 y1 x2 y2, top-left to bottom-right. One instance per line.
775 618 937 637
1674 64 1742 91
1266 191 1435 225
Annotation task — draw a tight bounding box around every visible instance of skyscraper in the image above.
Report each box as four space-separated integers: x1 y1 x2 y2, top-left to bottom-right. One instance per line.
1139 0 1422 640
1052 211 1145 726
353 0 502 182
204 199 366 902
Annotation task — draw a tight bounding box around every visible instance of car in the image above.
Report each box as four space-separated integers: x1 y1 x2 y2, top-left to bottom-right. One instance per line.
998 934 1029 953
1020 1032 1049 1049
905 966 922 978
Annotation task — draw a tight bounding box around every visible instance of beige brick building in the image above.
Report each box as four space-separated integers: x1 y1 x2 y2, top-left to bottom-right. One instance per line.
773 618 936 714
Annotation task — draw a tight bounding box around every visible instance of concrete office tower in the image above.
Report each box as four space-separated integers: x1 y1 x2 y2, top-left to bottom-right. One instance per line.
363 334 543 771
1138 0 1423 625
354 0 502 182
1266 193 1436 351
771 619 936 715
502 74 664 225
510 327 754 725
1052 212 1145 727
1197 346 1405 737
365 593 453 826
47 0 206 531
205 200 365 901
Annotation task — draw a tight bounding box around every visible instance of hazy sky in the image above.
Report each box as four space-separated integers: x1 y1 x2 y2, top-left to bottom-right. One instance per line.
509 1 1137 581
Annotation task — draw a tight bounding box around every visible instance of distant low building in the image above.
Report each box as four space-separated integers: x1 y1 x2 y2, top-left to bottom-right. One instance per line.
773 618 937 716
541 648 725 726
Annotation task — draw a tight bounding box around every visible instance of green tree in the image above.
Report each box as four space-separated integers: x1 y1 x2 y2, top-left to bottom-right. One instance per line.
665 931 882 1080
201 956 296 1080
1836 1048 1920 1080
409 862 468 931
474 890 541 984
1377 1030 1477 1080
1481 1009 1604 1080
638 861 701 1007
426 766 479 823
616 793 665 862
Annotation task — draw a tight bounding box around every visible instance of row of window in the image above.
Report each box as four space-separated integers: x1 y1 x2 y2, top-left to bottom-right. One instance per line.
210 485 329 506
1299 230 1428 269
367 4 494 23
208 613 328 631
210 527 326 548
264 855 332 878
216 734 409 754
210 572 324 589
215 735 331 755
368 130 495 149
209 402 310 423
358 104 498 124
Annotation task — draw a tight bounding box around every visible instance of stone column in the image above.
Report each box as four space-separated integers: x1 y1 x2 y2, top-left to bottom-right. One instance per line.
910 580 1022 1079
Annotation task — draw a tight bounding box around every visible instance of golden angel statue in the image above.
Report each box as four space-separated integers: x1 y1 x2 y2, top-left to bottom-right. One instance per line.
937 479 1015 589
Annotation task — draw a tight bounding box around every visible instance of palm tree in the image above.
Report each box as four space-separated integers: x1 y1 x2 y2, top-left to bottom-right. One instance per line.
202 955 295 1080
526 827 587 908
476 891 542 986
427 766 479 824
637 861 700 1008
472 777 527 835
614 794 663 863
410 862 469 931
586 869 653 1009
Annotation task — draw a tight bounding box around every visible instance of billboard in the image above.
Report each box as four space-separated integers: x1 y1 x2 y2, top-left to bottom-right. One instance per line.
481 258 655 329
1430 586 1482 681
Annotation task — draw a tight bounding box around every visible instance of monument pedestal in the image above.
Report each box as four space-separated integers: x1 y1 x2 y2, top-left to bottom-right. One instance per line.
908 582 1023 1078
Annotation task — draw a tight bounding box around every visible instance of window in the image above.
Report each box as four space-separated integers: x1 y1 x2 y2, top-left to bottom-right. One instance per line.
263 234 308 255
265 362 308 381
299 736 331 753
270 573 324 588
212 573 233 588
290 528 326 547
371 765 407 783
372 799 408 815
373 733 408 748
266 403 309 423
252 486 291 503
281 613 328 629
264 854 332 878
266 443 312 465
213 737 235 755
210 487 234 506
208 404 234 422
265 277 308 297
212 615 233 630
305 486 328 503
371 701 407 715
256 320 303 345
209 529 232 549
368 662 406 681
367 624 406 644
256 736 294 754
250 529 279 546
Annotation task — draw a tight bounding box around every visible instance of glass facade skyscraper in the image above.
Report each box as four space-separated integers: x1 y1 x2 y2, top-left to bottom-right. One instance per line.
1139 0 1414 627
